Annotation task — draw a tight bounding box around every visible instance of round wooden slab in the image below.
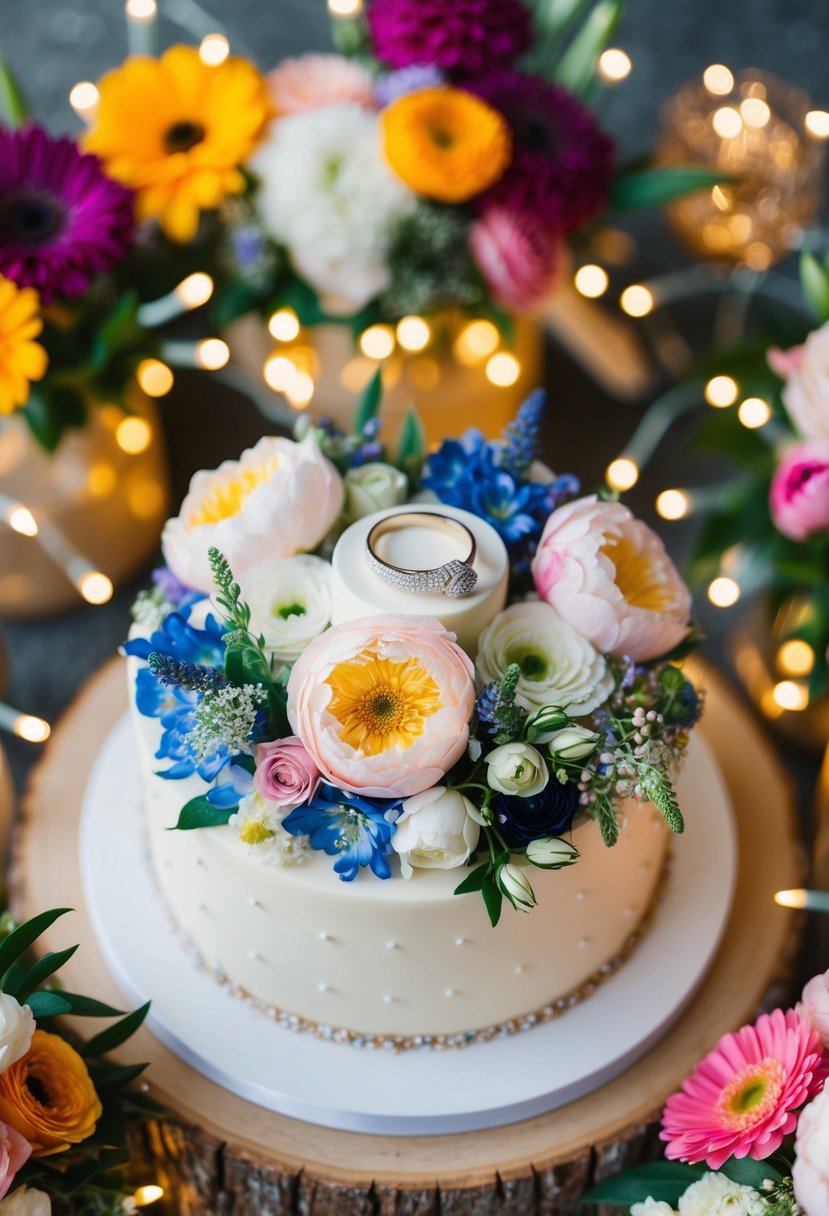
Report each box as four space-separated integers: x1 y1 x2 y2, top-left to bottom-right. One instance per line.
10 657 803 1215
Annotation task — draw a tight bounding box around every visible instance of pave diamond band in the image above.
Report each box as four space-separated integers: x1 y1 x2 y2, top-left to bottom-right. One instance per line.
366 512 478 598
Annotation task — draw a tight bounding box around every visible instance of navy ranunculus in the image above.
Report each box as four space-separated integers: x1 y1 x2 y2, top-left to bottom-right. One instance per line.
282 783 400 881
493 779 579 848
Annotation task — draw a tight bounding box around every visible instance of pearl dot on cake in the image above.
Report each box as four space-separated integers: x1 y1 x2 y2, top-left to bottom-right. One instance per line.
624 906 636 918
514 963 528 975
318 982 331 993
319 931 333 942
248 896 261 908
248 949 260 961
454 937 468 947
385 940 399 951
382 994 395 1004
640 862 653 875
575 891 587 902
445 988 457 998
578 938 590 949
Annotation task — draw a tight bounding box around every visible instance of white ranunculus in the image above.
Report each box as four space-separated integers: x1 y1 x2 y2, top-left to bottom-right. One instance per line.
251 104 415 308
496 863 536 910
546 725 600 762
485 742 549 797
678 1173 765 1216
162 434 343 594
0 994 34 1075
525 837 579 869
392 786 480 878
0 1188 51 1216
344 463 408 522
631 1202 676 1216
238 555 332 664
476 600 613 716
793 1084 829 1216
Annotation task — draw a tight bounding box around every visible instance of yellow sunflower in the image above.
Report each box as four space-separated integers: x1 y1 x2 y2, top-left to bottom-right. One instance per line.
381 86 511 203
0 275 48 416
85 45 272 242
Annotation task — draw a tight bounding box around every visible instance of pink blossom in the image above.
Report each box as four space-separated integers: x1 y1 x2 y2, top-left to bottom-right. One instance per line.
799 970 829 1050
531 495 690 662
254 737 320 810
267 54 375 115
469 207 560 313
660 1008 828 1169
769 322 829 439
0 1121 31 1201
286 615 476 798
794 1084 829 1216
769 437 829 542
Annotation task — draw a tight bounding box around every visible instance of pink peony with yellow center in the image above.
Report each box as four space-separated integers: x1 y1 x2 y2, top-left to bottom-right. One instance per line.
660 1008 828 1168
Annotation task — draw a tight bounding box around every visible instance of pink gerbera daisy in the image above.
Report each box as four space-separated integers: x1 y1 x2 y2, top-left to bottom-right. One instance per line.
661 1009 828 1169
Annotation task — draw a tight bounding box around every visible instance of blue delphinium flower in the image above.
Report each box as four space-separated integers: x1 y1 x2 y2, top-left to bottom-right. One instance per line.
282 784 400 881
123 611 226 668
501 388 546 480
150 566 202 616
420 429 486 504
205 762 254 810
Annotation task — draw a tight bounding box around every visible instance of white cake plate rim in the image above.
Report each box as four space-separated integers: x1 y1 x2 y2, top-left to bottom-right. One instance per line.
80 717 736 1136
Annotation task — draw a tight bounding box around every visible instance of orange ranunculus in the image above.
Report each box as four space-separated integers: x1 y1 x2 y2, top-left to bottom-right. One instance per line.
380 86 511 203
0 1031 102 1157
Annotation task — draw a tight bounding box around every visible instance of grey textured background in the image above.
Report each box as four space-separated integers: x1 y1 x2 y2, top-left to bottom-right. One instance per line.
1 1 825 837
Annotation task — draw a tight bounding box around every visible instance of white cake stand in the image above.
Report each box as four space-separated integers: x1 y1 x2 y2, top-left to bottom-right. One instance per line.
78 713 735 1136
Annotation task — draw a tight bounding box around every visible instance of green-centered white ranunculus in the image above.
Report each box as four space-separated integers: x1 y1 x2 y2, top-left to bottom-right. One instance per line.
344 462 408 522
485 741 548 797
238 554 332 664
476 600 613 716
392 786 480 877
546 725 600 762
677 1174 764 1216
496 863 536 910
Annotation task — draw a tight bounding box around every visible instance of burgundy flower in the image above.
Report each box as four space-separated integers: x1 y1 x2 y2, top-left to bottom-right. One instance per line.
367 0 533 76
466 70 614 233
0 124 134 302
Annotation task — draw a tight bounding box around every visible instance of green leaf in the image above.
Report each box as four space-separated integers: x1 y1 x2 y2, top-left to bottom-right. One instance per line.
481 875 503 927
353 364 383 435
0 908 72 985
0 59 28 127
10 945 79 1000
454 863 490 895
719 1159 783 1188
610 166 736 211
169 795 234 831
82 1001 150 1058
89 1061 149 1089
800 250 829 323
21 391 68 453
583 1161 707 1206
553 0 621 96
25 991 72 1018
50 992 124 1018
395 406 426 475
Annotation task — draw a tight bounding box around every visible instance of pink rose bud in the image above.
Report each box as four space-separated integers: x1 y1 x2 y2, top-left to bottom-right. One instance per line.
470 207 560 314
769 437 829 542
254 736 321 810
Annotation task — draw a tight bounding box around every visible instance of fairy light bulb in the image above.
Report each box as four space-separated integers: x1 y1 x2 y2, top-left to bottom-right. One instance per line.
598 48 632 83
485 351 521 387
115 417 153 455
69 81 99 118
125 0 156 17
268 308 300 342
196 339 230 370
805 110 829 139
199 33 230 65
740 97 771 128
606 457 639 491
132 1185 165 1207
328 0 362 13
703 64 734 96
712 106 743 138
264 355 297 392
13 714 49 743
574 265 609 298
77 571 114 605
136 359 174 398
708 576 740 607
285 373 315 409
359 325 395 360
705 375 738 407
396 316 431 352
776 639 815 677
175 273 214 309
656 489 690 520
737 397 772 428
4 504 38 536
620 285 653 317
772 680 809 711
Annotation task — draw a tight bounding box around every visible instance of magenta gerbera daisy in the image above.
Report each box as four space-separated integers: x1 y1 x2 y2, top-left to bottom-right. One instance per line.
661 1008 828 1169
0 125 134 303
367 0 533 76
466 70 614 234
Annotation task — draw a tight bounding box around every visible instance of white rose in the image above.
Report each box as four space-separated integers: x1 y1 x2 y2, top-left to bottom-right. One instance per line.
476 601 614 716
546 725 600 761
238 555 332 664
485 742 549 797
794 1084 829 1216
0 994 34 1075
631 1202 676 1216
525 837 579 869
678 1173 765 1216
496 863 536 910
344 463 408 522
0 1189 51 1216
392 786 480 878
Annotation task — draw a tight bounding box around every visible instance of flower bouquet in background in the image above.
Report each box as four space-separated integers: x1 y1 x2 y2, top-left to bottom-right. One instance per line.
124 386 700 926
78 0 724 438
583 967 829 1216
0 907 151 1215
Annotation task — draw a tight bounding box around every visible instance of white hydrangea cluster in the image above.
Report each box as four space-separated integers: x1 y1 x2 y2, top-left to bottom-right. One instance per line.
631 1173 766 1216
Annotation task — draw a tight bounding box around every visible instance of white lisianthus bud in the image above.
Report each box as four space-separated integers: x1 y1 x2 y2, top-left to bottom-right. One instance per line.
525 837 579 869
496 863 537 911
485 742 549 797
546 725 600 762
524 704 570 740
344 462 408 522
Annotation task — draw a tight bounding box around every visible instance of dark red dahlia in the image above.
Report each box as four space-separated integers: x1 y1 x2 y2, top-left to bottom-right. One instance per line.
466 70 614 234
0 124 134 302
367 0 533 75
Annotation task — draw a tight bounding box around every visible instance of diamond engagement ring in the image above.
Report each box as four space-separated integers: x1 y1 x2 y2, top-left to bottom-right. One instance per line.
365 512 478 598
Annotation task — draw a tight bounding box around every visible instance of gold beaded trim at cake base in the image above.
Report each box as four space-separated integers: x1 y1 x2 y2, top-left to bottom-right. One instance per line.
143 826 672 1053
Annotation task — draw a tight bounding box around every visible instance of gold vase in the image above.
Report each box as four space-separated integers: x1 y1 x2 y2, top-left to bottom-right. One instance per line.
0 390 169 619
228 313 544 447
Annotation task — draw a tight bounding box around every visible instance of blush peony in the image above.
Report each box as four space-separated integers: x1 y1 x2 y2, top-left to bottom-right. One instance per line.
532 496 691 662
793 1083 829 1216
267 54 375 115
769 438 829 541
161 435 343 593
769 322 829 440
286 615 476 797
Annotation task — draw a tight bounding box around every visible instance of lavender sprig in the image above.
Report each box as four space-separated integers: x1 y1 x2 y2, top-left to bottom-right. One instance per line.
500 389 546 480
147 652 228 694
